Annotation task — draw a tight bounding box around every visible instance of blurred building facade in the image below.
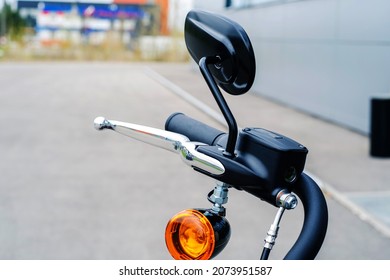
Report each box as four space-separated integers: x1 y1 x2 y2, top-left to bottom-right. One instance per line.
198 0 390 135
17 0 191 47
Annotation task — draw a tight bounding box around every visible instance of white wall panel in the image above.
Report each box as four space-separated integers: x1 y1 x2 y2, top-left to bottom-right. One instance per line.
224 0 390 134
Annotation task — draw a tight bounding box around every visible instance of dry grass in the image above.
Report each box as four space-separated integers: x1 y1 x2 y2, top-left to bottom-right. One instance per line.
0 34 190 62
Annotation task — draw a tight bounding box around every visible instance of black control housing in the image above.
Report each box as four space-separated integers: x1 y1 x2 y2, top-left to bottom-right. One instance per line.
197 127 308 205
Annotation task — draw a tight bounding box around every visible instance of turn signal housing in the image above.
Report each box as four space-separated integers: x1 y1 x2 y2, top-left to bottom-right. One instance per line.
165 209 231 260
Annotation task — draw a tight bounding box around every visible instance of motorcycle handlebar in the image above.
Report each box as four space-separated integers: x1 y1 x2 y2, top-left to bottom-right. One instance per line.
165 113 226 146
165 112 328 260
285 173 328 260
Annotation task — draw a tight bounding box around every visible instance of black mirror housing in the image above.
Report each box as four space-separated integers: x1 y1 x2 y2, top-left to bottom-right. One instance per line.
185 10 256 95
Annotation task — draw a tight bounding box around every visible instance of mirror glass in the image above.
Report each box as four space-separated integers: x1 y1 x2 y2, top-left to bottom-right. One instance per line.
185 10 256 95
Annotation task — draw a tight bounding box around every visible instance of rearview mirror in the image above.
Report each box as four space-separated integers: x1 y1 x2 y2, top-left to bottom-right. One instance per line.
185 10 256 95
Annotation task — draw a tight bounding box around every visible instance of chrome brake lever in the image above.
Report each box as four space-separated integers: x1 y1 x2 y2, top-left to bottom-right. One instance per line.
94 117 225 176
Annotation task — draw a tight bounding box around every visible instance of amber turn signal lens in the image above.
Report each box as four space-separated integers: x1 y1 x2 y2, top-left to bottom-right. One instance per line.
165 209 215 260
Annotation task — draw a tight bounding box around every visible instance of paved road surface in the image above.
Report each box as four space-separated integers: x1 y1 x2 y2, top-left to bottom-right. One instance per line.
0 62 389 259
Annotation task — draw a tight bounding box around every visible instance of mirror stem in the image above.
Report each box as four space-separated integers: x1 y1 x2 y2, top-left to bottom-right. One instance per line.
199 56 237 157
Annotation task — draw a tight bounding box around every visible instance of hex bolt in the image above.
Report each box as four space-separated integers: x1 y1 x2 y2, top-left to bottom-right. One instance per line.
276 190 298 210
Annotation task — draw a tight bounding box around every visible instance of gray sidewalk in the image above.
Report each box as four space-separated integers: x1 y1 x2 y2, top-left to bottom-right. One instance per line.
0 62 389 260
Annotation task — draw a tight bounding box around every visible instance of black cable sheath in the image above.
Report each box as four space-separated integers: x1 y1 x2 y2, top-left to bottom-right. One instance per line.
260 248 271 260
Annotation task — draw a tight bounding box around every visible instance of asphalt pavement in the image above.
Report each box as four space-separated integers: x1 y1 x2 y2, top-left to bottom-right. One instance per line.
0 61 389 259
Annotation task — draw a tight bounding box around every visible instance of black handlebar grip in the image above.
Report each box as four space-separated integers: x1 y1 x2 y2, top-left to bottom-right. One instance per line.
165 112 226 146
